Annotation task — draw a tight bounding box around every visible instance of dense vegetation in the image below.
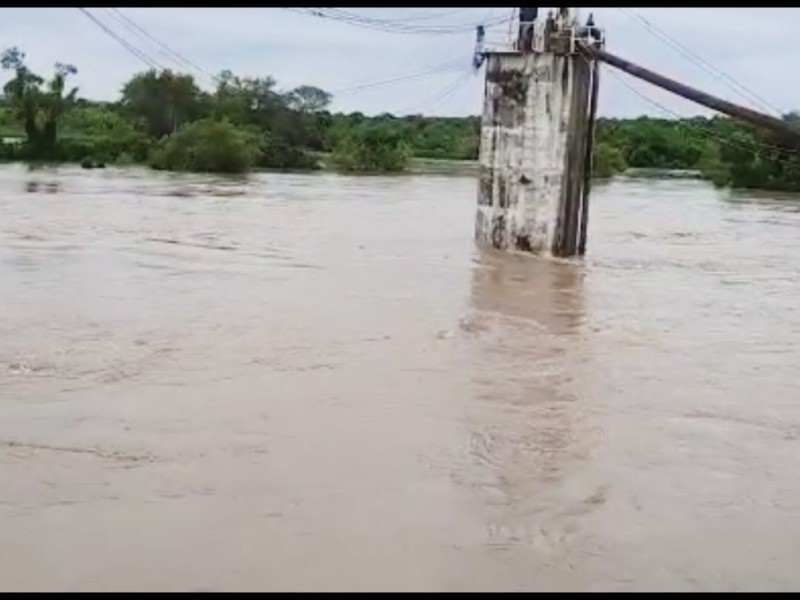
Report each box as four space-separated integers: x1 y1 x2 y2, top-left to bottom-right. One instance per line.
331 124 412 173
2 44 800 191
593 114 800 192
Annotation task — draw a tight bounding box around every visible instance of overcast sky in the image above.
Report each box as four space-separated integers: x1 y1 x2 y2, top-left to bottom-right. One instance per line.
0 7 796 120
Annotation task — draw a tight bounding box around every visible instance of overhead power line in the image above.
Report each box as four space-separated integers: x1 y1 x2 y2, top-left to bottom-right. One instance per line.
339 8 473 24
331 58 466 97
616 7 784 117
397 69 475 115
76 7 482 114
105 8 216 83
77 7 164 70
284 7 513 35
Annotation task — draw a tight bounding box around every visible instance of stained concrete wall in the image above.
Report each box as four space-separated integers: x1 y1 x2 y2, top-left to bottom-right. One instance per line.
475 47 595 257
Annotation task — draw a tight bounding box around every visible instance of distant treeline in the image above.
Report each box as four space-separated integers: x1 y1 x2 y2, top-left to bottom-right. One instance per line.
2 45 800 192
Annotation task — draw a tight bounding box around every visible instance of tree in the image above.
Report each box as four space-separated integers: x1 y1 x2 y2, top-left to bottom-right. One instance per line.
1 47 43 143
120 70 206 139
212 69 248 124
286 85 331 114
1 46 78 157
40 63 79 150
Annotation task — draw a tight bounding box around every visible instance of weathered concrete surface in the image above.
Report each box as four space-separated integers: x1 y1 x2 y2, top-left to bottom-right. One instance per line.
476 43 597 257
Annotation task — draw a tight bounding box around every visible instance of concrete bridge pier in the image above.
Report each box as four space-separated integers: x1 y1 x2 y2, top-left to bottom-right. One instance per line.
475 15 602 258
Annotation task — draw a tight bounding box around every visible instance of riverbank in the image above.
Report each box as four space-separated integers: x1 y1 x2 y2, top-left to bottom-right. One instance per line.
5 152 800 199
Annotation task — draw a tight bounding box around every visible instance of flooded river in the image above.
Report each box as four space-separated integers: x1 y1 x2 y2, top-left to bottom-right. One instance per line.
2 164 800 591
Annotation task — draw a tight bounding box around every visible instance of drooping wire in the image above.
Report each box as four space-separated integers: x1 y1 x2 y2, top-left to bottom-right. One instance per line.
331 59 466 97
77 7 164 70
616 7 784 117
104 8 217 83
335 8 473 24
396 69 476 116
310 7 507 32
77 7 481 115
283 7 513 35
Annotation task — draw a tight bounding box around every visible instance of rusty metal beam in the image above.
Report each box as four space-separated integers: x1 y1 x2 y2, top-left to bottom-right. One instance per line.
579 43 800 144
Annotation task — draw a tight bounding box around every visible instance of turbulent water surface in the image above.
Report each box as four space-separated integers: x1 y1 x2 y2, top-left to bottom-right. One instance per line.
2 164 800 592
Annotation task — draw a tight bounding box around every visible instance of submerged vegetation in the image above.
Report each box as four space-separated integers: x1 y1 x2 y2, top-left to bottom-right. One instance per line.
331 125 412 173
1 44 800 191
149 118 260 174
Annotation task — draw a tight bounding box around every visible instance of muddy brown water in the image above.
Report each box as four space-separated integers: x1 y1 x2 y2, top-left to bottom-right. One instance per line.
2 164 800 592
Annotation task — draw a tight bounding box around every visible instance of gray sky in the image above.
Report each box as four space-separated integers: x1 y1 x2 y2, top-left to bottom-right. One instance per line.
0 7 796 119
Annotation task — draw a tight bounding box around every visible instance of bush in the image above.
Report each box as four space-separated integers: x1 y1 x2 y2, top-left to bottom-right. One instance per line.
55 134 151 165
59 106 152 164
331 125 411 173
593 142 627 179
697 142 730 188
80 157 105 169
0 142 21 162
149 118 261 174
257 132 320 171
